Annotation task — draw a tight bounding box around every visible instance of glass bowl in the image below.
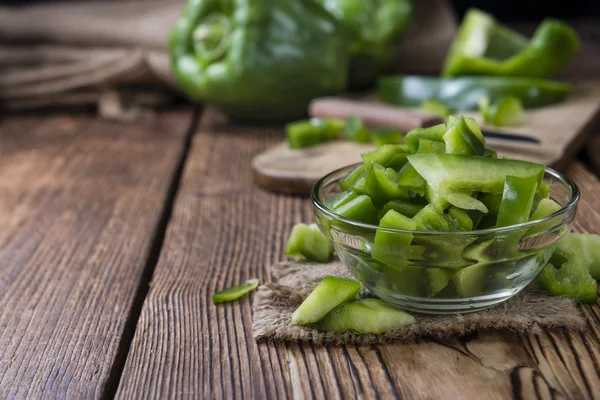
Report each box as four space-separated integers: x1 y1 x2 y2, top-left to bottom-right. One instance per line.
311 163 579 314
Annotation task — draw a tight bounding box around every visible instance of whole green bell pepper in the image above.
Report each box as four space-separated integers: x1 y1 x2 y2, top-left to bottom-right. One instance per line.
313 0 413 88
442 9 579 78
169 0 350 122
378 75 572 111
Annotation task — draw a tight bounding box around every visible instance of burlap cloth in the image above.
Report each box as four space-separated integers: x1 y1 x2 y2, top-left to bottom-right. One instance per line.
252 260 586 345
0 0 456 117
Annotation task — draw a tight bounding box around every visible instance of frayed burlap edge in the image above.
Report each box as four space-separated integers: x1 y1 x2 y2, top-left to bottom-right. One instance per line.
252 261 586 345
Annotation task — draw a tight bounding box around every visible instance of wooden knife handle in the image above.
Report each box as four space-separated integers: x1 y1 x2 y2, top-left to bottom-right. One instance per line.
309 97 443 131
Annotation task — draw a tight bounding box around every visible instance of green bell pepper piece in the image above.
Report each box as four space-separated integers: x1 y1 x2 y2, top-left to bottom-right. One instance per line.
343 115 371 143
525 196 560 241
447 206 474 231
364 163 408 206
442 9 579 78
408 153 545 197
286 223 333 263
318 299 415 334
371 210 417 266
292 276 362 325
362 144 410 170
452 263 488 298
333 195 379 224
479 192 502 214
371 127 403 147
537 234 598 304
442 116 485 156
169 0 350 122
340 164 366 191
404 123 447 153
377 75 571 111
480 96 526 127
313 0 413 89
394 163 426 196
496 176 538 228
537 263 596 303
556 233 600 280
286 118 343 149
380 199 425 219
421 99 452 118
325 189 360 210
213 279 260 304
412 204 474 268
417 138 446 154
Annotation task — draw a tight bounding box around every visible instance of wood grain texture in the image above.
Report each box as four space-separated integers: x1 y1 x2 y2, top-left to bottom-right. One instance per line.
0 111 192 398
117 109 600 399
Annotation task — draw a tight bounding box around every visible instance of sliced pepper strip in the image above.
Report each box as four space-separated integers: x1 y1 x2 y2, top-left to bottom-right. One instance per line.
377 75 571 111
442 9 579 78
213 279 260 304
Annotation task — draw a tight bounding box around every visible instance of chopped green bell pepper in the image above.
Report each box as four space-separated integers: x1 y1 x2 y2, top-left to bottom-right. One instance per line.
442 116 485 156
377 75 571 111
442 9 579 78
496 176 537 228
404 124 447 153
325 190 360 210
417 138 446 154
371 210 417 266
380 199 425 219
552 233 600 281
364 163 408 206
318 298 415 334
421 99 452 118
537 262 596 303
333 195 379 224
362 144 410 170
213 279 260 304
343 115 371 143
286 223 333 263
371 127 403 147
286 118 344 149
169 0 350 122
340 165 366 191
395 163 426 196
408 153 545 197
292 276 362 325
480 96 526 127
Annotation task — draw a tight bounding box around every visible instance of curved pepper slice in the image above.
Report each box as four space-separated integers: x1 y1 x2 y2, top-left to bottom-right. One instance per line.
169 0 350 122
442 9 579 78
213 279 260 304
318 299 415 334
377 75 571 111
286 223 334 263
292 276 362 325
496 176 537 228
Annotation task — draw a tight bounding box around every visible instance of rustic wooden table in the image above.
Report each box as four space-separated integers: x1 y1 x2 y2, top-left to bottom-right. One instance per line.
0 106 599 399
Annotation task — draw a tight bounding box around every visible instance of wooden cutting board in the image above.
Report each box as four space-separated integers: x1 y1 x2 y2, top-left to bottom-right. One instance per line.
252 82 600 194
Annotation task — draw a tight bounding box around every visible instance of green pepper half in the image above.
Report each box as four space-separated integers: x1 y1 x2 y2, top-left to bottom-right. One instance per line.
170 0 350 122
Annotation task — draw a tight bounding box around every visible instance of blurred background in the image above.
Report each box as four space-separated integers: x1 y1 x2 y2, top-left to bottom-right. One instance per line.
1 0 599 120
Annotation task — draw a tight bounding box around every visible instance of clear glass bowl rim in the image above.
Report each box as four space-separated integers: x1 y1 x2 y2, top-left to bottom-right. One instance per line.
311 162 580 236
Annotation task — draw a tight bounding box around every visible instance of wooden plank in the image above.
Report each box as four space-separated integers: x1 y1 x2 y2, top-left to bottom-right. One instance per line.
0 110 193 398
116 109 600 399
